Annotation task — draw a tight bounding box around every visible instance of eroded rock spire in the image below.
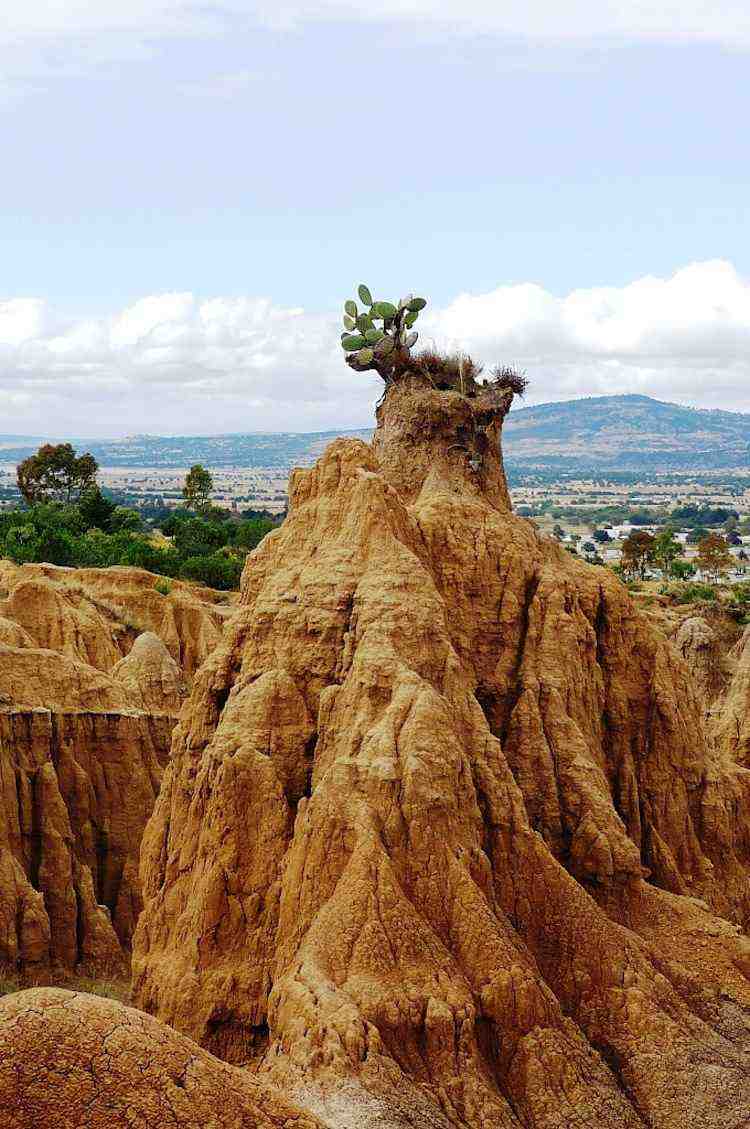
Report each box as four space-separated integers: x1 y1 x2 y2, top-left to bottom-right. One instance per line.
128 368 750 1128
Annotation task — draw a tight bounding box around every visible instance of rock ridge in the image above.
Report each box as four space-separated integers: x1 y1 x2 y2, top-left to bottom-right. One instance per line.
130 378 750 1126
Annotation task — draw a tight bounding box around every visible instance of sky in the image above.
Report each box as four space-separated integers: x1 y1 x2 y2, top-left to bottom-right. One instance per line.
1 1 749 437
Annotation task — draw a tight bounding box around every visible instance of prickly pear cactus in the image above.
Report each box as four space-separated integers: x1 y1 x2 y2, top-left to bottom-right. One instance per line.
340 284 427 380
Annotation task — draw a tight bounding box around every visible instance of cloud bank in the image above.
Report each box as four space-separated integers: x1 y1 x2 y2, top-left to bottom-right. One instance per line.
4 0 750 47
2 261 749 437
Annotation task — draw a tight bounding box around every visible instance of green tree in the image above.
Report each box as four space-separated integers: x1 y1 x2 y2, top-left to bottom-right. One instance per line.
671 559 696 580
234 517 276 551
652 529 682 578
16 443 98 505
73 529 132 568
182 464 214 515
180 552 242 590
2 525 41 564
4 523 74 566
109 506 143 533
78 486 116 531
173 518 226 558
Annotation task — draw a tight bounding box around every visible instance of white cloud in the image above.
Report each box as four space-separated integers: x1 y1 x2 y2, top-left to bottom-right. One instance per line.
429 261 750 359
2 0 745 107
2 0 750 48
424 260 750 409
2 260 750 437
0 300 47 347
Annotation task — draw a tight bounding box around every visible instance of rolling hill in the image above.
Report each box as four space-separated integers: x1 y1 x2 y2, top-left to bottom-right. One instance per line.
503 394 750 471
1 395 749 473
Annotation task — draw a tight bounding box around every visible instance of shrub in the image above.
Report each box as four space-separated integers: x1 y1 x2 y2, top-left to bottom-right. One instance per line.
671 582 717 604
108 506 143 533
233 517 276 551
180 552 243 590
120 538 181 577
173 518 227 558
0 494 278 591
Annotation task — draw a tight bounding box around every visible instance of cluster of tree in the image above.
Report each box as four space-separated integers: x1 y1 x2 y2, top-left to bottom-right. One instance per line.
620 528 738 583
521 502 744 535
669 504 739 527
0 448 277 591
540 504 664 527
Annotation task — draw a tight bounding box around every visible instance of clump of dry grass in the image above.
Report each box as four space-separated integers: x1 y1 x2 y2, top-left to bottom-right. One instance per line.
393 350 527 398
490 364 528 396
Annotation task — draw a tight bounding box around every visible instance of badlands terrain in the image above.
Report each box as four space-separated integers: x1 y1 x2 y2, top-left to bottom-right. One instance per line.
0 563 235 977
3 375 750 1126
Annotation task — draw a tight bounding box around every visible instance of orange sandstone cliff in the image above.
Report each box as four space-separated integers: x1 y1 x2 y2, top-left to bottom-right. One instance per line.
0 564 230 976
124 376 750 1127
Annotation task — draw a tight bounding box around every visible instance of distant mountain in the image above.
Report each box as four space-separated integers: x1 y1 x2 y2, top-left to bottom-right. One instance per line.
0 429 372 469
503 394 750 471
1 395 748 473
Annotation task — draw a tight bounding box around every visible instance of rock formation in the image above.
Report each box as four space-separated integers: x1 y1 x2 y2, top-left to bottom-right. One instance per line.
0 988 326 1129
0 564 225 977
673 615 729 709
0 561 234 678
111 631 188 713
127 374 750 1127
712 624 750 768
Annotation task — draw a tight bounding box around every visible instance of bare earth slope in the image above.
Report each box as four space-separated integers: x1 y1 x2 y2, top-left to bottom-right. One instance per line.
0 561 234 678
0 988 325 1129
0 564 230 976
124 378 750 1127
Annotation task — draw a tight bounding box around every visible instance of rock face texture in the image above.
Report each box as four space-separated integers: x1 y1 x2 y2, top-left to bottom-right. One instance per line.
130 376 750 1127
112 631 188 713
0 564 225 977
674 615 729 710
0 988 326 1129
712 624 750 768
0 561 234 679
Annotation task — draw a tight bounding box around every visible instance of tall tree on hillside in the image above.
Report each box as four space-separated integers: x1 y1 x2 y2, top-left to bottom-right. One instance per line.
78 485 116 530
652 528 682 578
696 532 733 582
16 443 98 505
182 464 214 515
621 531 655 580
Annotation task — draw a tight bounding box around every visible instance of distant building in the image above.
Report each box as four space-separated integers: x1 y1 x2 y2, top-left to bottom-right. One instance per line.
609 523 660 539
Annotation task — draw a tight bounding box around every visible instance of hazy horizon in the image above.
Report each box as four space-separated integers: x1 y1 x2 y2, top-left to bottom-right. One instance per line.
4 389 750 445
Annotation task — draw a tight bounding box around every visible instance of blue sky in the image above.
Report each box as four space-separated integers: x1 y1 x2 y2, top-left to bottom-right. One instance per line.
1 2 749 435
